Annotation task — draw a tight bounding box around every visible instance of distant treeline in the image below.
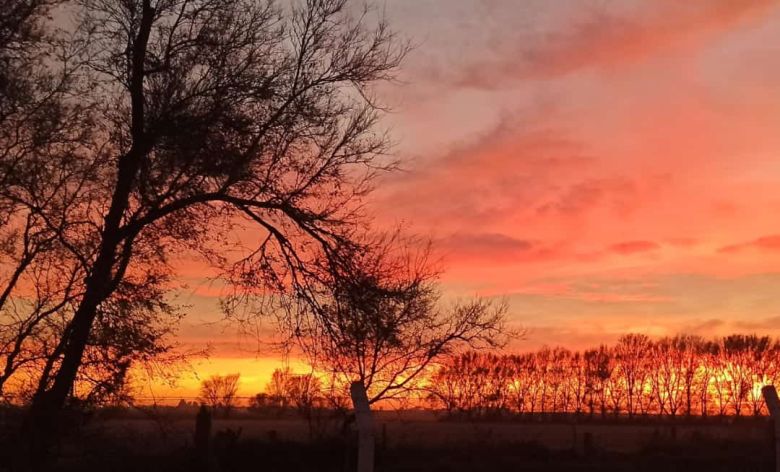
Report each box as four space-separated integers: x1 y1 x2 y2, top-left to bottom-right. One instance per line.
427 334 780 418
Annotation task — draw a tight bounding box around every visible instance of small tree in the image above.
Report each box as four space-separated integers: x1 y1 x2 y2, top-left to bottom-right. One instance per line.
289 235 509 472
295 236 510 406
199 373 240 417
262 366 324 436
287 372 322 413
264 367 322 411
264 368 291 409
614 334 651 418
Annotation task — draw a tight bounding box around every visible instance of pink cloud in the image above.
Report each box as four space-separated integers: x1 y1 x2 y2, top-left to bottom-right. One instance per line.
535 178 637 217
719 234 780 254
452 0 777 88
438 232 564 264
609 240 661 255
374 118 599 228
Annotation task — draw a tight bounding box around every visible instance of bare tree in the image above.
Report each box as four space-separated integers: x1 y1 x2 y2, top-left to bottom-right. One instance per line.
264 367 294 409
1 0 407 460
614 334 650 418
292 236 510 407
261 366 324 436
284 234 509 472
0 0 86 400
199 373 241 417
567 351 588 416
721 335 768 416
263 367 322 412
427 351 493 416
675 335 704 418
0 0 188 413
426 334 780 419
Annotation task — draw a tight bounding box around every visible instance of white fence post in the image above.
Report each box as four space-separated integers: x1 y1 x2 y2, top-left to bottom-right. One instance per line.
350 381 375 472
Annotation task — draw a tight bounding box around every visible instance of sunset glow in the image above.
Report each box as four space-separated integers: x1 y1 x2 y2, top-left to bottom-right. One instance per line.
6 1 780 469
146 0 780 400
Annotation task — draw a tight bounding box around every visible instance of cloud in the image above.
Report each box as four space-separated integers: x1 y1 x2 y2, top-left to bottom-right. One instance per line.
374 115 599 227
608 240 660 255
451 0 777 89
719 234 780 253
439 232 561 264
444 232 534 253
536 178 637 217
374 0 780 314
667 238 699 248
511 277 669 305
680 318 727 336
734 315 780 331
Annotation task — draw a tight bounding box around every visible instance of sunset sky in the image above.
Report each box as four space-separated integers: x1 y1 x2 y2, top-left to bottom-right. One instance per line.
146 0 780 400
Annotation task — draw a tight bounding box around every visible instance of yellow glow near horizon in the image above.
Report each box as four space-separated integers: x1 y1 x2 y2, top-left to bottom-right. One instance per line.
132 356 312 405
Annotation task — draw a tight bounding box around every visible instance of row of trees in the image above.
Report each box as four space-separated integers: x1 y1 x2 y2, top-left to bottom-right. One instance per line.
428 334 780 418
199 369 330 418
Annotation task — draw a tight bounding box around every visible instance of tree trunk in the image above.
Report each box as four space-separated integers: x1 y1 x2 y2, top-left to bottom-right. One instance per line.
19 2 155 467
20 246 122 468
350 381 375 472
194 405 213 472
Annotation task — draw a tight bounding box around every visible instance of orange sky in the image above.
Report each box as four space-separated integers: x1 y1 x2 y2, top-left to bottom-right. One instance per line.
150 0 780 399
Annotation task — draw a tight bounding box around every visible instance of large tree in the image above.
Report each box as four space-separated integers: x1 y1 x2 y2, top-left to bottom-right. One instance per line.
0 0 180 409
0 0 406 462
0 0 87 400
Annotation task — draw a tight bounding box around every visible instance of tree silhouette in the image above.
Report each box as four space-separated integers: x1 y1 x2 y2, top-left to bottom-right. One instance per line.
428 334 780 419
263 367 322 413
199 373 240 417
285 234 509 472
614 334 650 418
1 0 407 461
292 235 509 407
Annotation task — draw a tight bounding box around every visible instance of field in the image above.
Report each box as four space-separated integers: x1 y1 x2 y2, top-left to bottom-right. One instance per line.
2 408 775 471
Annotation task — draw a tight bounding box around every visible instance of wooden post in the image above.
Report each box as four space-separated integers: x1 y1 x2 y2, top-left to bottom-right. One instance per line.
194 405 212 472
350 381 375 472
762 385 780 472
571 421 578 455
582 432 594 457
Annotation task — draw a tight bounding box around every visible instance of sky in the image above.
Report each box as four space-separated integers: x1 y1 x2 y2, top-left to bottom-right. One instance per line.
147 0 780 400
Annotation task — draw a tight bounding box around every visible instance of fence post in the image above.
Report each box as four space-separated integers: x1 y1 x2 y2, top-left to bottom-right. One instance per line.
762 385 780 472
194 404 213 471
350 381 375 472
582 431 594 457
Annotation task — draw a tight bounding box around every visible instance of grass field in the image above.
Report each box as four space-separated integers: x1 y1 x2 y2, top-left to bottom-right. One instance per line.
93 411 773 452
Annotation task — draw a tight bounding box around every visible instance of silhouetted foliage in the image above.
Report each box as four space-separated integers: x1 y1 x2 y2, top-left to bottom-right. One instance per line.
0 0 407 462
260 367 323 412
286 234 511 406
428 334 780 418
198 373 240 417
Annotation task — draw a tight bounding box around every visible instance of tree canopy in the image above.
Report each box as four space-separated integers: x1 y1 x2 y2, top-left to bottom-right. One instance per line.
0 0 408 461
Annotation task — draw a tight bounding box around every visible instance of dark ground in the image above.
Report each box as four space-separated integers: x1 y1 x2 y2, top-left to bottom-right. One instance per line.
0 408 776 471
14 434 773 472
